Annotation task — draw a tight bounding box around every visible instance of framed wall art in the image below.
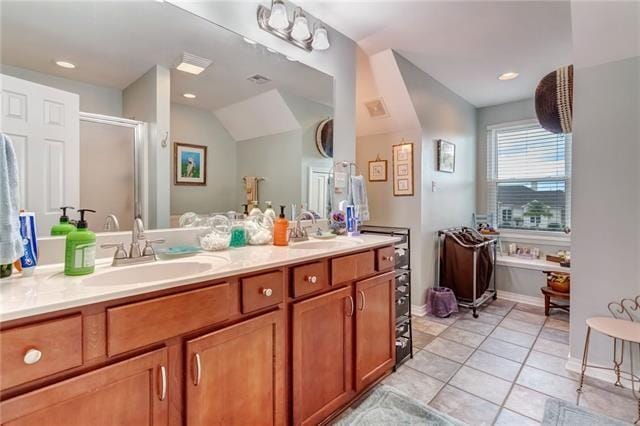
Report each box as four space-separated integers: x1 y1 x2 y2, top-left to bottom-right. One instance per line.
174 142 207 185
392 141 414 196
368 155 387 182
437 139 456 173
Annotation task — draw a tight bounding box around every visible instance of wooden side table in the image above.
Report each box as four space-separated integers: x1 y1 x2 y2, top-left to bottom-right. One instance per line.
540 286 570 316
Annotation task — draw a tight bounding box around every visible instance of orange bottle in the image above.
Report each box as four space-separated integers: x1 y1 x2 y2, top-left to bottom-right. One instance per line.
273 205 289 246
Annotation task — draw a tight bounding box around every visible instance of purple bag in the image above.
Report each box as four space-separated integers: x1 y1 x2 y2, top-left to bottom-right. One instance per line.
426 287 458 318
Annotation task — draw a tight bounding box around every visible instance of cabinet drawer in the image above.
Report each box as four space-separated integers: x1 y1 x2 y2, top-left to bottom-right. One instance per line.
376 246 396 271
107 284 230 356
331 251 375 285
292 261 328 298
241 270 284 313
1 315 83 390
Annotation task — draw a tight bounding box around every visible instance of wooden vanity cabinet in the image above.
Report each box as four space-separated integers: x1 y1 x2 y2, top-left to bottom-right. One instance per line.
292 287 354 426
185 311 285 426
354 272 396 392
0 348 168 425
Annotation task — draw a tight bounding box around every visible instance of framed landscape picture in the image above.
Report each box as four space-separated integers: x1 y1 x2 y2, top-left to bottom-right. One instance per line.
174 142 207 185
368 157 387 182
392 142 414 196
437 139 456 173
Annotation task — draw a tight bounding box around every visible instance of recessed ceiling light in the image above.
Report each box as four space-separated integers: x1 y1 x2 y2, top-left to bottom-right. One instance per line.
175 52 213 75
498 72 519 81
285 56 297 62
183 93 196 99
55 60 76 69
267 47 276 53
243 37 257 45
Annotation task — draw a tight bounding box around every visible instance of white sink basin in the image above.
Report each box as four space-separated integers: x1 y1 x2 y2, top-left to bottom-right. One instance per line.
289 238 362 250
82 259 226 287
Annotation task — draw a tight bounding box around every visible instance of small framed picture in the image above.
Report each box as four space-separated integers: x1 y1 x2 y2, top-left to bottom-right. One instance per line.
392 142 414 196
437 139 456 173
174 142 207 185
368 157 387 182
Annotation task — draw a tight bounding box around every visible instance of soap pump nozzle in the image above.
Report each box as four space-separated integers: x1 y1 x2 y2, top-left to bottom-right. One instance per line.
59 206 75 222
76 209 96 229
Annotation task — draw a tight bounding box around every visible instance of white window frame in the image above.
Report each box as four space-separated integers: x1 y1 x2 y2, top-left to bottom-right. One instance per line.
486 119 572 241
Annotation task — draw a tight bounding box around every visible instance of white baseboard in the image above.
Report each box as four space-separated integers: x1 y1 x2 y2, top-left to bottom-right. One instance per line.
498 290 545 307
566 356 634 388
411 304 427 317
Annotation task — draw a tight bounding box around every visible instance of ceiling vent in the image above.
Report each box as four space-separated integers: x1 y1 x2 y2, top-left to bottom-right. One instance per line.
246 74 272 85
175 52 213 75
364 98 389 118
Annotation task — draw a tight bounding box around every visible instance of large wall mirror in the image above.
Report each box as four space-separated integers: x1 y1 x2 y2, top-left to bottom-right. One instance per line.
0 1 334 236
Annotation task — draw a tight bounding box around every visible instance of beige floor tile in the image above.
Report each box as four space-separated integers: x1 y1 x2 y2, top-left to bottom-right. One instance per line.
481 304 512 316
533 337 570 358
544 317 570 332
462 310 503 325
413 317 449 335
465 350 522 381
579 382 638 424
424 313 460 326
494 409 540 426
525 350 578 380
548 310 570 322
500 317 543 336
506 309 547 325
412 330 436 349
492 299 517 309
405 349 461 382
478 337 530 363
491 326 537 348
504 384 553 421
539 327 570 344
453 318 496 336
449 365 512 405
440 326 486 348
516 366 579 403
425 337 475 363
514 303 546 316
429 385 500 426
381 366 445 405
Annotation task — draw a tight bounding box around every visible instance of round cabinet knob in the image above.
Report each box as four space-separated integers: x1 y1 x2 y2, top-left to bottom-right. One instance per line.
306 275 317 284
262 288 273 297
24 348 42 365
384 256 394 261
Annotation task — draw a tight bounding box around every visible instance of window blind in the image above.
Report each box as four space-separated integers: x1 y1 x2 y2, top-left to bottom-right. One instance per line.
486 122 571 232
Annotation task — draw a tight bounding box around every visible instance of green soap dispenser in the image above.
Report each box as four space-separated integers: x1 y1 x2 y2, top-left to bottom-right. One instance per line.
64 209 97 276
51 206 77 236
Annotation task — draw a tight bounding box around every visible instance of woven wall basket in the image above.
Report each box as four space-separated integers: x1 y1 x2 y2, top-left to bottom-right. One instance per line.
535 64 573 134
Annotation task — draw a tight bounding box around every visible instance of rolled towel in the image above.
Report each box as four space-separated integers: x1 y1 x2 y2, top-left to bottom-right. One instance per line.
351 175 370 222
0 133 24 264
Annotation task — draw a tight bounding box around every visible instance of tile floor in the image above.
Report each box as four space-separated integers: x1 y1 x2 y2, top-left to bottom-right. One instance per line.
379 300 638 425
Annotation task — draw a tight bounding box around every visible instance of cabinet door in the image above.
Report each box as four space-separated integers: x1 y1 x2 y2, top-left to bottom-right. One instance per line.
186 311 285 426
292 286 354 426
0 348 168 426
355 272 395 392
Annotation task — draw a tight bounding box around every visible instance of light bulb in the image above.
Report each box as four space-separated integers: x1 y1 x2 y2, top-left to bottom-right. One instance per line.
268 0 289 30
311 27 330 50
291 9 311 41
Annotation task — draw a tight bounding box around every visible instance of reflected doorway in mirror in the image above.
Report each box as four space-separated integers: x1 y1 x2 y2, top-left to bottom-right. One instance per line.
174 142 207 186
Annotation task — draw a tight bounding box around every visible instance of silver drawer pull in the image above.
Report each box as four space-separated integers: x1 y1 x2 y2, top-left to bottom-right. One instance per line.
24 348 42 365
159 365 167 401
383 256 394 261
305 275 317 284
193 353 202 386
262 288 273 296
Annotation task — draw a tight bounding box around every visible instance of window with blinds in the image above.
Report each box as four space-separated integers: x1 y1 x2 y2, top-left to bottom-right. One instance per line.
486 121 571 232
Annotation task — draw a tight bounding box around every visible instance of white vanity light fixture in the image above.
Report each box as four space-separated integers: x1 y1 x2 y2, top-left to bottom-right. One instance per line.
182 93 196 99
175 52 213 75
55 60 76 69
498 71 519 81
257 1 330 52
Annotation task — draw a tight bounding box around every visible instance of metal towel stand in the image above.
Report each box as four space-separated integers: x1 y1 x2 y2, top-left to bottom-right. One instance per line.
436 226 498 318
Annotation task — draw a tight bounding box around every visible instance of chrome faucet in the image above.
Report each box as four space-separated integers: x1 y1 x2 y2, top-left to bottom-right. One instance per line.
289 210 317 243
103 214 120 232
101 217 165 267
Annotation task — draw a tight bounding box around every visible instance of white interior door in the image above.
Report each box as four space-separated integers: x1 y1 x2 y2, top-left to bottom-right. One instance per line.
1 74 80 234
308 167 330 218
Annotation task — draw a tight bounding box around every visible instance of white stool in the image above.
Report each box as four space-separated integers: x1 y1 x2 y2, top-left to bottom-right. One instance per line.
578 316 640 424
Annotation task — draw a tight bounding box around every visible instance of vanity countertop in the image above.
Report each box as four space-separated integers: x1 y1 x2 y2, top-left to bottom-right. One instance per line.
0 235 398 322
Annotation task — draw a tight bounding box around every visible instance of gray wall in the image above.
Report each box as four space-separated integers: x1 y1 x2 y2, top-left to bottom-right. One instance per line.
170 103 237 215
570 56 640 365
476 98 536 212
0 64 123 116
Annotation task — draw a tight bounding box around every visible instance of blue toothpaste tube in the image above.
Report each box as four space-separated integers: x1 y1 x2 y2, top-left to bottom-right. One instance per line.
19 212 38 276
